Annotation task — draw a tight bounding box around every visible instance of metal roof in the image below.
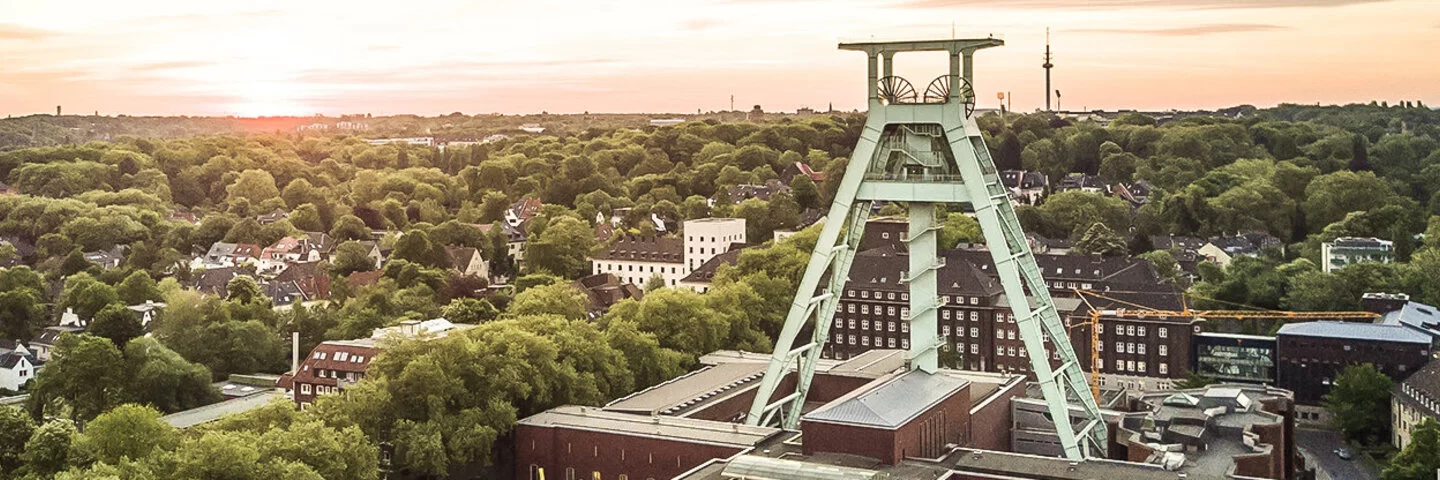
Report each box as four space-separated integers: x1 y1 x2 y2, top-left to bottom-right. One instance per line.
517 405 780 449
603 362 766 416
1276 321 1432 344
721 455 882 480
802 370 967 429
1379 301 1440 337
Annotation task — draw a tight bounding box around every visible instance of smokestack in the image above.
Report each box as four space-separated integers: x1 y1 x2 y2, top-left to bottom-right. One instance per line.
291 331 300 373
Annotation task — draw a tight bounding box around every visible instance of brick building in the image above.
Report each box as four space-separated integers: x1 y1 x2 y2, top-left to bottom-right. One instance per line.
826 245 1196 391
591 218 745 290
514 350 1027 480
1392 358 1440 449
285 339 376 409
1276 321 1433 420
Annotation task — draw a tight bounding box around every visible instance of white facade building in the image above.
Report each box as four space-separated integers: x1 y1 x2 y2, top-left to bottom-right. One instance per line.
1322 237 1394 273
0 342 38 392
591 218 746 290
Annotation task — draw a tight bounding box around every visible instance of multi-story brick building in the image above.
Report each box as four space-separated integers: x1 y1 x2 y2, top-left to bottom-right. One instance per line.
1277 321 1433 422
280 318 474 409
1393 358 1440 449
825 247 1196 391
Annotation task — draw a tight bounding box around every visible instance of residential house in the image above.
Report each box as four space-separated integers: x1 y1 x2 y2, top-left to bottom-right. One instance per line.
505 196 543 228
594 221 616 243
166 211 200 224
195 242 263 270
1113 181 1154 207
1321 236 1394 273
998 170 1048 205
0 340 40 392
1055 174 1107 194
780 162 827 185
188 265 258 298
444 246 489 278
29 324 83 362
354 241 385 270
1198 231 1284 267
1393 358 1440 449
345 270 384 290
256 208 290 225
83 245 127 269
126 301 166 328
573 273 645 319
280 319 474 409
267 262 331 306
722 180 788 203
257 234 331 274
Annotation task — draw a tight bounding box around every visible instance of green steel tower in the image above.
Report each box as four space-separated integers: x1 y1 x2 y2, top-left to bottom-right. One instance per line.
742 38 1107 459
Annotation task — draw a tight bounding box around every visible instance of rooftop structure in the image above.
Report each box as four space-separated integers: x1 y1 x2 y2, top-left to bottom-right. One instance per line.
1322 236 1394 273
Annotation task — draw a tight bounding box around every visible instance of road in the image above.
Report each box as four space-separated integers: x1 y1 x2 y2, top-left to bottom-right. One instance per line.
1296 428 1379 480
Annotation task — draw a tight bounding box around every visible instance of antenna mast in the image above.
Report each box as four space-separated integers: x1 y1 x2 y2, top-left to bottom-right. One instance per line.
1043 28 1054 112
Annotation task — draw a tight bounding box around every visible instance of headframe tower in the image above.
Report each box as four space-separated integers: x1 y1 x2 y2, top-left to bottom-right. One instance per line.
743 38 1108 460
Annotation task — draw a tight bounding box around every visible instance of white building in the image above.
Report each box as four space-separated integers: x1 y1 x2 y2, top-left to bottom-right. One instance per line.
683 218 746 272
0 341 39 392
1322 237 1394 273
591 218 746 290
365 137 434 146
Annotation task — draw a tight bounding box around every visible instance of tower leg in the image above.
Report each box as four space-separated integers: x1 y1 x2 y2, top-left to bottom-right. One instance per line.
907 203 940 373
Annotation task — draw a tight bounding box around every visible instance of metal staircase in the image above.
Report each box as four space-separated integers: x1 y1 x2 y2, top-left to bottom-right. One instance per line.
743 38 1108 460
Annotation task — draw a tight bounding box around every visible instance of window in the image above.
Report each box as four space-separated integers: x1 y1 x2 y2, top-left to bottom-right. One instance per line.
882 232 890 239
862 305 870 314
970 296 980 305
848 335 856 345
1127 325 1136 336
862 291 870 299
1115 341 1123 352
1128 361 1136 371
887 292 896 300
970 344 978 354
1008 346 1017 356
1138 326 1147 336
1159 327 1168 338
1098 342 1104 352
902 293 909 301
903 339 911 349
861 320 870 330
887 306 896 316
1138 344 1146 355
971 311 980 322
835 318 843 328
997 346 1005 356
848 319 857 329
902 322 910 333
301 383 312 394
1138 361 1147 373
314 352 327 360
942 310 951 319
1117 361 1126 372
957 326 965 337
996 329 1004 339
567 468 575 480
1098 324 1104 334
943 325 951 336
901 307 909 317
862 337 869 346
1159 345 1168 356
1159 363 1168 375
848 304 855 313
887 338 896 348
847 290 855 298
1006 330 1016 340
970 327 979 337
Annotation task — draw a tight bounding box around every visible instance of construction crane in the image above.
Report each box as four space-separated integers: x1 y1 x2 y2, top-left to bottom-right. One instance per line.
1073 289 1380 399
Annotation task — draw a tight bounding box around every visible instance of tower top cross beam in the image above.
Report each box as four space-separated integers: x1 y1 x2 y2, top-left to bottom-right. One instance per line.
837 37 1004 55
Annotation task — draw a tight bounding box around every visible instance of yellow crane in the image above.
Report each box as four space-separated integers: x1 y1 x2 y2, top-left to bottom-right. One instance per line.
1072 289 1381 399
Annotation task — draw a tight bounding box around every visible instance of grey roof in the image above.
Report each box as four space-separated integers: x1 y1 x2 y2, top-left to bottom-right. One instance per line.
162 390 280 428
1379 301 1440 337
722 455 883 480
604 362 766 416
1329 237 1392 250
517 405 780 448
802 370 968 429
206 242 239 258
1397 359 1440 414
1276 321 1432 344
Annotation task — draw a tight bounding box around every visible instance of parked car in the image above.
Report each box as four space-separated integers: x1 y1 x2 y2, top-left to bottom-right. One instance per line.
1333 447 1354 460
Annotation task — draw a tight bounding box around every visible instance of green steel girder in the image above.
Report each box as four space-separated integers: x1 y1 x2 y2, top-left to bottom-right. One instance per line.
743 38 1108 460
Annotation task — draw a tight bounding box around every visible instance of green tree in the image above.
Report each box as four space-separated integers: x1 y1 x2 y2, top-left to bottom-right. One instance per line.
0 408 34 477
441 298 499 324
0 287 45 343
1034 191 1131 239
123 337 220 412
790 175 820 210
31 334 125 423
938 213 983 248
330 241 377 277
507 282 589 320
115 270 161 306
523 216 596 278
289 203 324 232
59 273 120 328
226 275 266 304
224 170 281 214
1074 223 1127 256
90 304 144 347
21 420 76 478
329 215 372 242
1139 250 1181 284
1323 363 1393 445
73 404 178 465
1383 419 1440 480
391 230 446 269
255 420 380 480
1303 171 1396 234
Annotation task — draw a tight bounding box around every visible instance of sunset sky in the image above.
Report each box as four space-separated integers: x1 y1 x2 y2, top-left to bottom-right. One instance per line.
2 0 1437 117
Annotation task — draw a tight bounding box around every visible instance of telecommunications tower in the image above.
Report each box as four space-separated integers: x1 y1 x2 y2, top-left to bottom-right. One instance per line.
1043 28 1054 111
743 38 1108 460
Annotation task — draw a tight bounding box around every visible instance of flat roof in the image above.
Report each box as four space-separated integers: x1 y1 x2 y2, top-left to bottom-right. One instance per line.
1277 321 1432 344
825 349 906 379
803 370 967 429
162 390 280 429
604 362 766 416
517 405 780 449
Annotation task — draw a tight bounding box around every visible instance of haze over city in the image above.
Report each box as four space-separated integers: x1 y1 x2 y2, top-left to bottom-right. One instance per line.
3 0 1437 117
